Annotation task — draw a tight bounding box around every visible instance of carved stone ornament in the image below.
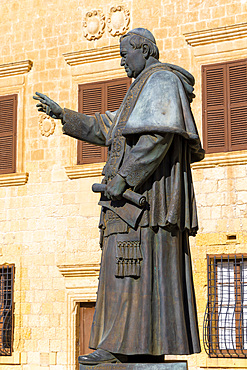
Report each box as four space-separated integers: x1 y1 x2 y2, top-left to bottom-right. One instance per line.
107 6 130 37
39 113 56 137
83 10 106 41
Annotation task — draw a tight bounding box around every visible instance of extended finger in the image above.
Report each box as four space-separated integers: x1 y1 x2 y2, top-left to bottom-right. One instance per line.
110 193 121 200
105 191 111 200
33 96 47 104
35 92 52 105
35 92 48 99
110 195 120 201
33 95 42 101
36 103 46 111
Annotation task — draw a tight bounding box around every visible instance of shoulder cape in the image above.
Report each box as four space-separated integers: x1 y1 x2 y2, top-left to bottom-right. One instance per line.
120 63 204 163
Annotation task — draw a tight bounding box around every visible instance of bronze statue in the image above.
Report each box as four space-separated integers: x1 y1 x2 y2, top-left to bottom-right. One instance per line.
34 28 204 365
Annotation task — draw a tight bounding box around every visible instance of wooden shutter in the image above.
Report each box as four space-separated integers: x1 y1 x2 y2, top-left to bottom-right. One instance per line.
106 78 131 111
79 303 95 355
202 64 228 153
77 78 131 165
228 60 247 151
77 83 106 165
0 95 17 174
202 59 247 153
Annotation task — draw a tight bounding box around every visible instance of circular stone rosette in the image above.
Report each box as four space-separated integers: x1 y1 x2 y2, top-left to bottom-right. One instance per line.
39 113 56 137
107 6 130 37
83 10 106 41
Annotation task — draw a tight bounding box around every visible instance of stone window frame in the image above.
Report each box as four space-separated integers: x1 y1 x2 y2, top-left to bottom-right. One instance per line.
201 59 247 154
0 60 32 187
184 22 247 171
63 45 127 179
57 264 100 370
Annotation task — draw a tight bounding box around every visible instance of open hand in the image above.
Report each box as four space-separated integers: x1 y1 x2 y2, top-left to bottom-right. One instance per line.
33 92 63 120
105 174 127 201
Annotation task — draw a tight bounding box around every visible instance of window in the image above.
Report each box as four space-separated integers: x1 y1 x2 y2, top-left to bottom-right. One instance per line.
204 255 247 357
202 59 247 154
79 302 95 355
0 95 17 174
0 265 14 356
77 78 131 165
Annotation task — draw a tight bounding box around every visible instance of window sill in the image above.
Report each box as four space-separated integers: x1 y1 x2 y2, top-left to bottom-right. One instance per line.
58 263 100 278
0 172 29 187
191 150 247 170
64 151 247 176
0 352 21 364
65 163 105 179
206 356 247 367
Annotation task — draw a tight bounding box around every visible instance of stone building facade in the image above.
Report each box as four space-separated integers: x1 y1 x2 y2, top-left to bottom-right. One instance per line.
0 0 247 369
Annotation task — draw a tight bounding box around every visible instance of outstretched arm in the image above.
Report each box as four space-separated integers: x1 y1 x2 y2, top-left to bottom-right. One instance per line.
33 92 112 146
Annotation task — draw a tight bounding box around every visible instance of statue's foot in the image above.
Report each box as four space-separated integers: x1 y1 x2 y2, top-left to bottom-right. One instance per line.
78 349 120 365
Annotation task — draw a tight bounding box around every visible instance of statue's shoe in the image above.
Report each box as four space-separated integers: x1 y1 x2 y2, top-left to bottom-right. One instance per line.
78 349 120 365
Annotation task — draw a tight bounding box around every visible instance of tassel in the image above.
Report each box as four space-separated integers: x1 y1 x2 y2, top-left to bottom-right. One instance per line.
115 240 142 278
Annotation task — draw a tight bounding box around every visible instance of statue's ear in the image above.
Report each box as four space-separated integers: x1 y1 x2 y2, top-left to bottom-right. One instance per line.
142 43 150 59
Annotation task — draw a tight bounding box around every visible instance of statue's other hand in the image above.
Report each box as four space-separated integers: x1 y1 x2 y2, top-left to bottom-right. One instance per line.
33 92 63 120
105 174 127 201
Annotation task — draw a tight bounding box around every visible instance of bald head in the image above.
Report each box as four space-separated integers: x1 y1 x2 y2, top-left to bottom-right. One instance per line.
120 28 159 61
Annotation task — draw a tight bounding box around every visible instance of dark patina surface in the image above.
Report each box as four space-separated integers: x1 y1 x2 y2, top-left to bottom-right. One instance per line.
33 27 204 364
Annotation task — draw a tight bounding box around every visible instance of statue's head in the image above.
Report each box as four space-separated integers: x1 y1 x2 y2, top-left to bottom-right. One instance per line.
120 28 159 79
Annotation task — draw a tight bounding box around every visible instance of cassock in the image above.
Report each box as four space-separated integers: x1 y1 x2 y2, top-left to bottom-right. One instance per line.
62 62 204 355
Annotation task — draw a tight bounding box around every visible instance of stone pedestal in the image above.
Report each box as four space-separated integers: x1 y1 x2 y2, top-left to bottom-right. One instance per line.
79 362 187 370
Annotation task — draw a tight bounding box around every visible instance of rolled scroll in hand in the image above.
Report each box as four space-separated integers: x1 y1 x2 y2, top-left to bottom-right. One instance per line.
92 184 146 207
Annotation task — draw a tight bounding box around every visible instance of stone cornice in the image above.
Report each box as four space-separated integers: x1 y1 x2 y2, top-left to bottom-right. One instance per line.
65 163 104 179
63 44 120 66
57 264 100 278
0 172 29 187
0 60 33 78
191 150 247 170
184 22 247 47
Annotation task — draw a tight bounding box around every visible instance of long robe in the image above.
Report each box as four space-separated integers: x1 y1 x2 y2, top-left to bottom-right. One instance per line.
62 62 204 355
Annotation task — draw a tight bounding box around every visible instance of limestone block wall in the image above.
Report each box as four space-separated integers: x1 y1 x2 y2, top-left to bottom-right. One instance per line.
0 0 247 369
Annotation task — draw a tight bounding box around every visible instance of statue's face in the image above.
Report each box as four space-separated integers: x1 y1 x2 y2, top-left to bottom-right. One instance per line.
120 38 146 79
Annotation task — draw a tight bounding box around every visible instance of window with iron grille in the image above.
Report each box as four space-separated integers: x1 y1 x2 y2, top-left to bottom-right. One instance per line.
0 265 14 356
202 59 247 154
204 255 247 357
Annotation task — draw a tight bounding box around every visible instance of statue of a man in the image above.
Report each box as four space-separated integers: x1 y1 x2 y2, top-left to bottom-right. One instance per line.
34 28 204 365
